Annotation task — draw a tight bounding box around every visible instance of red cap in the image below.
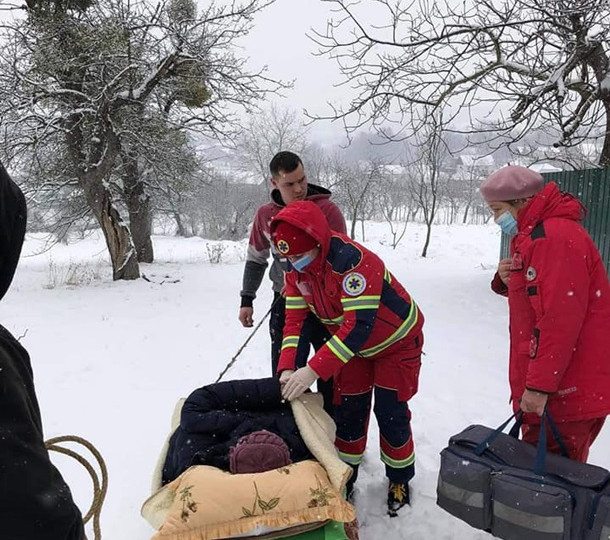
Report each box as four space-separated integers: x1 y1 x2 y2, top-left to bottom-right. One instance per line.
272 220 318 256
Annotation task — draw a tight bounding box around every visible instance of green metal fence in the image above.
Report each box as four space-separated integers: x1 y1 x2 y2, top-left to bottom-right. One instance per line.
500 168 610 275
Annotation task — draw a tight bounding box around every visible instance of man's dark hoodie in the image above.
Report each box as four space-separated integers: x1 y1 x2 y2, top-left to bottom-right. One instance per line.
0 162 84 540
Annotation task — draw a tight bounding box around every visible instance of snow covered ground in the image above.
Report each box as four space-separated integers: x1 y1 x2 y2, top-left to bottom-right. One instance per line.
1 221 608 540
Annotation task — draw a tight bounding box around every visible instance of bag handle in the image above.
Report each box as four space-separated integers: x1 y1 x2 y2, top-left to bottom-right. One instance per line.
474 408 570 472
544 409 570 458
474 410 523 456
533 409 570 475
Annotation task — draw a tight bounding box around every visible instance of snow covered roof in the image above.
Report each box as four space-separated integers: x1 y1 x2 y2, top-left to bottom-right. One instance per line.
529 163 563 173
458 155 495 167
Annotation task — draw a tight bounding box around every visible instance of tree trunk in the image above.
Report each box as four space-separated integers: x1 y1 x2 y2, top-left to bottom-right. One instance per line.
66 114 139 280
421 221 432 258
462 203 471 224
82 177 140 280
100 199 140 280
600 99 610 167
122 150 154 263
421 188 438 258
174 211 187 236
350 209 358 239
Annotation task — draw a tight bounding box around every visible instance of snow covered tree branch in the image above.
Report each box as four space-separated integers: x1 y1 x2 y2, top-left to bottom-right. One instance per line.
0 0 283 279
310 0 610 166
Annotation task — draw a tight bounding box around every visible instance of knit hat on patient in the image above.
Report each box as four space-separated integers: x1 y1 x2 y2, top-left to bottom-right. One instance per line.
480 165 544 203
229 430 291 474
271 220 318 256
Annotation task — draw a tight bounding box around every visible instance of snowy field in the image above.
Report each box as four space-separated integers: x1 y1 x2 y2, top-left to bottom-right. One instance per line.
1 220 608 540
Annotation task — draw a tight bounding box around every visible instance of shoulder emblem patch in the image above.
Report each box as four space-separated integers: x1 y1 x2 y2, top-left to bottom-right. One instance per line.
526 266 537 281
342 272 366 296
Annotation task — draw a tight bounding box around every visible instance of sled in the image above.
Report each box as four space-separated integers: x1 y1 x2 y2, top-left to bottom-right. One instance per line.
141 392 358 540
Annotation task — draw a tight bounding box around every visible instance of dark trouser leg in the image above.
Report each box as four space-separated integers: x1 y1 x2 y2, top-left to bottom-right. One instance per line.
295 312 334 416
293 312 314 369
269 292 286 376
334 390 373 472
297 313 334 418
345 464 359 500
374 386 415 483
371 334 422 483
316 378 334 417
334 355 374 488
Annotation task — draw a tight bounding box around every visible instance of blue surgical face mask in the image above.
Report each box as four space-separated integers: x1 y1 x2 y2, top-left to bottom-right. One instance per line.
291 253 315 272
495 211 518 236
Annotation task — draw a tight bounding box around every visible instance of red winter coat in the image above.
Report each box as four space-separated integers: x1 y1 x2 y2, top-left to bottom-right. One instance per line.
274 201 424 381
492 182 610 422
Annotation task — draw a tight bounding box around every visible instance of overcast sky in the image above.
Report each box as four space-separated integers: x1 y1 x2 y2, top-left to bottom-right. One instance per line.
236 0 352 143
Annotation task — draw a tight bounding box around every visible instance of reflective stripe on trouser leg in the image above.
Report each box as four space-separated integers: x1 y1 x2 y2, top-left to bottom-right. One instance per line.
334 391 373 466
374 386 415 483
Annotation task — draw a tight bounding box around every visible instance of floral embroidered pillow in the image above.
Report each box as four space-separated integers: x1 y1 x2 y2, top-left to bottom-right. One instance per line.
142 459 356 540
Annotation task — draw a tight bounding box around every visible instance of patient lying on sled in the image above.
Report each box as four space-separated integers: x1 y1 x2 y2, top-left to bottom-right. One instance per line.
162 377 313 484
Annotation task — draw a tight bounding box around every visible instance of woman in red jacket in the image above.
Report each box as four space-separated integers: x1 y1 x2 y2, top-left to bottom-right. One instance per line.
481 165 610 462
269 200 424 517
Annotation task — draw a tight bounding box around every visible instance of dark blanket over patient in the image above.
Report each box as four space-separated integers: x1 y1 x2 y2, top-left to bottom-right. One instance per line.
162 377 313 484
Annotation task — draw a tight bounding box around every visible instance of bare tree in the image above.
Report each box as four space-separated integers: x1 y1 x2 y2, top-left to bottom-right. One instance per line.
373 165 410 249
235 104 309 190
452 157 493 224
329 154 382 240
144 127 204 237
0 0 280 279
311 0 610 166
405 113 448 257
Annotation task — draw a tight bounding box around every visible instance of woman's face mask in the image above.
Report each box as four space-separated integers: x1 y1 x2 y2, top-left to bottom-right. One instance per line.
495 211 518 236
291 253 315 272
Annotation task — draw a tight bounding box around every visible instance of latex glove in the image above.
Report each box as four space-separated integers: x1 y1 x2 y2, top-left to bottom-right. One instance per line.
281 365 319 401
520 388 548 416
279 369 294 386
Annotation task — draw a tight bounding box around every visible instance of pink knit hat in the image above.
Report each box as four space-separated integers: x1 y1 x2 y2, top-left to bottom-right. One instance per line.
480 166 544 203
229 430 291 474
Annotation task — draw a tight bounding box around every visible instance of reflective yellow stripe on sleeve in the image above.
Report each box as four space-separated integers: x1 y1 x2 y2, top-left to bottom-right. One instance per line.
341 295 380 311
285 296 308 309
326 335 354 364
281 335 300 350
360 302 419 357
317 315 345 325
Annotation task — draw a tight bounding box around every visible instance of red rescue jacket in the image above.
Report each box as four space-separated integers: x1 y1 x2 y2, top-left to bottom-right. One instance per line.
492 182 610 422
275 201 424 381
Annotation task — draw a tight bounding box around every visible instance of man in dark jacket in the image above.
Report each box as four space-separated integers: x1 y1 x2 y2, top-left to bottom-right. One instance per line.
0 161 84 540
238 151 346 413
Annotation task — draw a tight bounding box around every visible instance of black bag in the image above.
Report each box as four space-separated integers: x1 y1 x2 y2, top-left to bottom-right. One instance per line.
436 411 610 540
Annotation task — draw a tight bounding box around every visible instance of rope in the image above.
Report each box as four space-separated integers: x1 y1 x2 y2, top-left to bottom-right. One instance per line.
45 435 108 540
215 295 283 383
